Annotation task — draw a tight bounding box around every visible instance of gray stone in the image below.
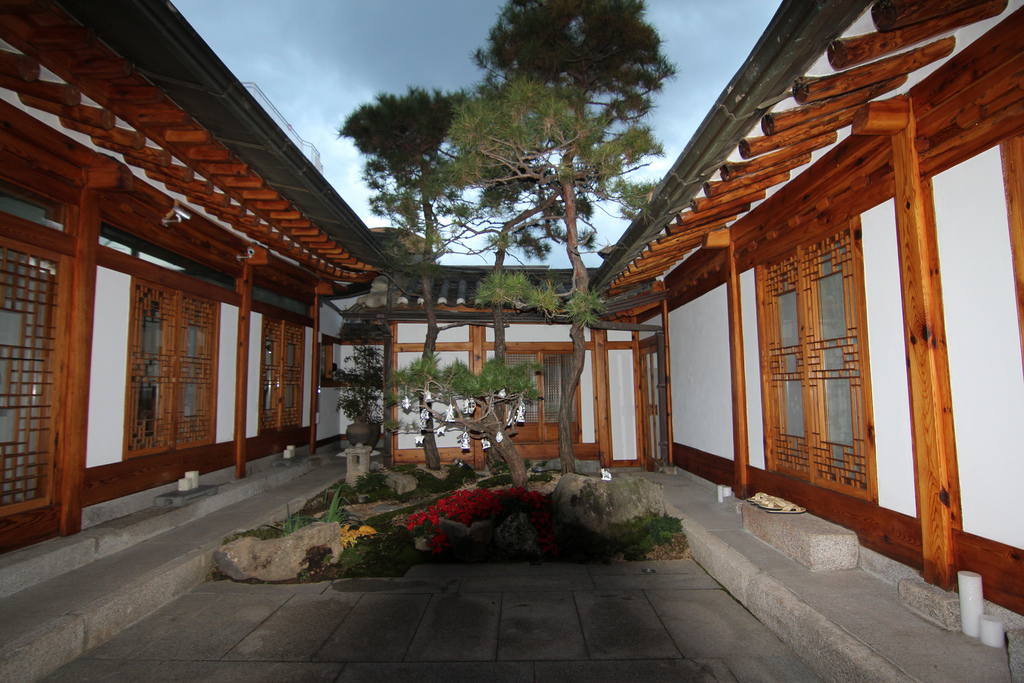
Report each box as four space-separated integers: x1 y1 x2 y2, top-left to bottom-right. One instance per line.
345 445 374 485
1010 629 1024 683
573 590 681 659
384 471 417 495
213 522 344 582
859 546 921 586
494 511 540 558
497 591 588 661
405 592 501 661
153 484 219 507
742 502 858 571
898 578 961 630
551 473 666 535
315 593 432 662
438 517 493 562
0 614 84 683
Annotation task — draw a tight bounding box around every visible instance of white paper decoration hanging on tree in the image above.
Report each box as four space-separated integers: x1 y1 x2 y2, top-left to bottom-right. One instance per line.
482 439 491 450
495 431 503 443
401 395 411 410
460 432 470 450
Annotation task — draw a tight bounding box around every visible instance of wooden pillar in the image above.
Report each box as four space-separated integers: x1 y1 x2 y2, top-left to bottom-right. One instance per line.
661 299 674 459
884 96 959 589
591 328 612 468
58 187 100 535
726 241 750 499
1001 137 1024 379
308 290 322 454
233 261 253 479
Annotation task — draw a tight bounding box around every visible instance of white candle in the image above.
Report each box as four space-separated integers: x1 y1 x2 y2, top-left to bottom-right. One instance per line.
284 445 295 459
958 571 984 637
979 615 1005 648
178 477 191 492
185 470 199 488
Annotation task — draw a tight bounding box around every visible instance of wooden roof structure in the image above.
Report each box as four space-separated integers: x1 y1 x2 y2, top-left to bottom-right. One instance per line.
0 0 384 288
597 0 1017 317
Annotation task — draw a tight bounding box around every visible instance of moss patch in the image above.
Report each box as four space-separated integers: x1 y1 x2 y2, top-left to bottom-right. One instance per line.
556 513 686 563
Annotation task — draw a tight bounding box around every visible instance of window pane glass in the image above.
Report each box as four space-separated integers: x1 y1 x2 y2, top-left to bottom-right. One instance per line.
825 378 854 446
823 346 844 372
778 291 799 347
784 380 804 437
818 272 847 340
181 383 196 417
185 325 200 357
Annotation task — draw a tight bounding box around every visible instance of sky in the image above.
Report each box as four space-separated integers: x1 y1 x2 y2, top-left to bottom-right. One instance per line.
169 0 778 269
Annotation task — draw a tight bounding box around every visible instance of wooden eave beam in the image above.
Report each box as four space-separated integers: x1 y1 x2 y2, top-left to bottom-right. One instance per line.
829 0 1004 69
702 229 731 249
721 132 838 181
706 154 809 197
873 0 997 32
692 171 790 211
794 38 954 105
763 76 908 137
742 108 859 160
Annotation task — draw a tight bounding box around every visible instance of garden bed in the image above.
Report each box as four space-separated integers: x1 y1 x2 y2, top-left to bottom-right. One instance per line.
213 463 689 584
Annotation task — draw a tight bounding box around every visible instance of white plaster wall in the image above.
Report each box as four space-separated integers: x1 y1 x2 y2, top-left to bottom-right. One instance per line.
334 344 354 436
86 267 130 468
246 311 261 437
608 349 637 460
741 269 766 470
580 351 595 443
668 284 734 458
861 199 917 517
317 387 342 441
933 147 1024 549
607 330 632 342
395 350 468 449
486 323 589 342
302 326 311 427
215 304 237 444
398 322 468 344
320 302 343 340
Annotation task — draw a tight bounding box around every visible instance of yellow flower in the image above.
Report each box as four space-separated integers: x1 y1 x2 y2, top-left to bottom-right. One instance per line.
338 524 377 548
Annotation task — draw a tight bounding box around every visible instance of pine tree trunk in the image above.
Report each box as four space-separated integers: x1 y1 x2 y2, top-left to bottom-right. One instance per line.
557 181 587 475
421 273 441 471
485 414 529 489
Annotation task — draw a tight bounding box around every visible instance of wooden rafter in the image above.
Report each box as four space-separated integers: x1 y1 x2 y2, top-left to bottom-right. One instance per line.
0 3 376 281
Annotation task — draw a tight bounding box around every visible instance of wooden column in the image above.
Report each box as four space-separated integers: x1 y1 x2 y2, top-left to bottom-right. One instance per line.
308 289 322 454
591 328 612 468
726 240 750 499
57 186 100 535
233 261 253 479
887 96 959 589
1001 137 1024 380
661 299 674 457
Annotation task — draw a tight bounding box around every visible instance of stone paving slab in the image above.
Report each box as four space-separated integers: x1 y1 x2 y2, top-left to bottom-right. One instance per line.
224 593 360 661
313 593 431 662
573 590 683 660
533 659 717 682
404 592 502 661
497 591 589 660
336 661 534 683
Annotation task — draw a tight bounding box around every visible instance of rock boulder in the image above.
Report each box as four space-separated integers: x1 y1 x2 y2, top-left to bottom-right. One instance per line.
385 471 418 495
494 510 540 558
552 473 666 535
214 522 344 582
439 517 493 562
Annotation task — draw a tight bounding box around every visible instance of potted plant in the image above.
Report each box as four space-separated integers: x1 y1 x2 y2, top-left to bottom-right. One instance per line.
335 345 384 447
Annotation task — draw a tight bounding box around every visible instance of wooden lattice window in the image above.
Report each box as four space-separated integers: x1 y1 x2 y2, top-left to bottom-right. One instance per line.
758 222 877 500
259 317 304 433
0 243 59 514
504 351 575 442
125 280 218 456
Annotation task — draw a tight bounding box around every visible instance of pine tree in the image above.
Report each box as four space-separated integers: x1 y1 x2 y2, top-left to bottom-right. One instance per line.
465 0 674 472
340 87 469 470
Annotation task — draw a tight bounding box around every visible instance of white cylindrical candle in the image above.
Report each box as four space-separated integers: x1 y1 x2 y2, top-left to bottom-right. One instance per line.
284 445 295 459
186 470 199 487
958 571 984 637
178 477 191 492
979 615 1005 648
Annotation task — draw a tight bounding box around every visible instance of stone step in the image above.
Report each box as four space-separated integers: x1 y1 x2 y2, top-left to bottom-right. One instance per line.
741 502 858 571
